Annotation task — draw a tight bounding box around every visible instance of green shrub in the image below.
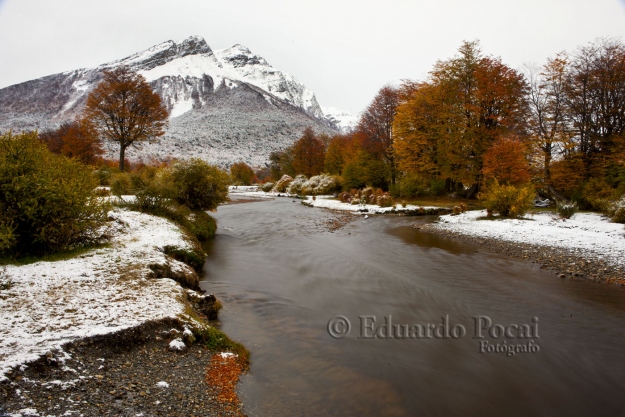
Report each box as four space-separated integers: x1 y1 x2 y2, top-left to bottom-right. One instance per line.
185 210 217 241
0 222 16 252
169 159 229 211
556 202 578 219
95 165 118 186
582 178 615 211
429 178 446 196
110 172 133 196
163 245 206 272
0 131 109 255
398 173 427 198
478 181 535 218
261 182 274 192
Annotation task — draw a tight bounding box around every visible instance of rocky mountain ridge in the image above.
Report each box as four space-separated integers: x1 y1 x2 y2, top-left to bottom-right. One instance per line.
0 36 356 167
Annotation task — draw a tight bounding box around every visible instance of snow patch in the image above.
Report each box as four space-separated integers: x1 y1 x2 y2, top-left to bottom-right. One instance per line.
168 338 186 352
0 209 194 381
432 210 625 268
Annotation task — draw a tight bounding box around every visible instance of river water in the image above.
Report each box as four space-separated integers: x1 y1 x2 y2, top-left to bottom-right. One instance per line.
200 196 625 417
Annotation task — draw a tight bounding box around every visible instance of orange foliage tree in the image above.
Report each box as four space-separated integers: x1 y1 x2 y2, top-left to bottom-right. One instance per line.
291 127 325 177
357 85 400 184
84 66 168 171
482 136 531 185
393 41 528 194
39 118 103 165
230 162 255 185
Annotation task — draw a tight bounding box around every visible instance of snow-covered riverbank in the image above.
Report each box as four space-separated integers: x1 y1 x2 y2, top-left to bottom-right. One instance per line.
0 209 200 381
419 209 625 283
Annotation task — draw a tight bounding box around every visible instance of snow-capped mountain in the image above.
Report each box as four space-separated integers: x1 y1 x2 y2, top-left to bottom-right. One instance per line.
0 36 356 166
321 106 359 133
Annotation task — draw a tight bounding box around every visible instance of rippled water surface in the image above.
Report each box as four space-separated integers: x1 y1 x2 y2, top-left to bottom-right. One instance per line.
200 197 625 417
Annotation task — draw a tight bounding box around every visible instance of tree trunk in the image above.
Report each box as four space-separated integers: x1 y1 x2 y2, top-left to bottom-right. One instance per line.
119 144 126 172
465 183 478 199
548 185 568 203
544 152 552 189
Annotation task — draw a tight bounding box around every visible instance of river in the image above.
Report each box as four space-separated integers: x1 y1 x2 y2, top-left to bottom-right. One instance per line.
200 196 625 417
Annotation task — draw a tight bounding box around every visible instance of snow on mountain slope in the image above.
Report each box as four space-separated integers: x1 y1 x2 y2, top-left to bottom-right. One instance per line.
0 35 357 166
321 106 359 133
214 44 325 119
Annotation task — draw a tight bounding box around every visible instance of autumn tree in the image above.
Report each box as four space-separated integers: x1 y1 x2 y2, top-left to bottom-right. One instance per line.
393 41 528 196
269 150 294 181
564 38 625 178
39 118 103 165
291 127 325 177
525 54 571 191
84 66 168 171
482 136 531 186
324 134 355 175
357 85 400 184
230 162 255 185
394 81 442 179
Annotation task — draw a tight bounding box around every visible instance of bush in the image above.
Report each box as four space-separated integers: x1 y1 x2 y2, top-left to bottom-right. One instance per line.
110 172 133 196
230 162 255 185
478 181 535 218
186 210 217 241
95 165 118 186
301 174 340 195
169 159 229 211
163 245 206 273
608 196 625 223
273 175 293 193
582 178 615 211
287 175 307 195
0 131 109 255
398 173 428 198
429 178 446 196
261 182 274 192
556 202 578 219
337 187 393 207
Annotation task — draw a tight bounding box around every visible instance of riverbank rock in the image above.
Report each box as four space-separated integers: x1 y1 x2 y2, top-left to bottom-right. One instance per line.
187 291 222 320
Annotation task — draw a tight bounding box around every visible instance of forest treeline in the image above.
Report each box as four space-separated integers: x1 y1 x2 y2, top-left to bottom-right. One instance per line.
262 39 625 217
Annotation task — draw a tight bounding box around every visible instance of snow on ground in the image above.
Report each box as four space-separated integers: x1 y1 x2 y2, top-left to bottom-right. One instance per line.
303 195 444 214
431 209 625 268
0 209 196 381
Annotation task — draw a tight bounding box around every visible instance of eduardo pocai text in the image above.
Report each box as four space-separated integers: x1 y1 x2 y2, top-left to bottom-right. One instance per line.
327 315 540 357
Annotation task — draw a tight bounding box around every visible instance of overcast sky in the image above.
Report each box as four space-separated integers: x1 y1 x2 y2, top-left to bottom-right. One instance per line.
1 0 625 115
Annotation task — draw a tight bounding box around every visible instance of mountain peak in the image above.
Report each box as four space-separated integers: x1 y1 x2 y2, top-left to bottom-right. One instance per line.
216 44 267 68
106 36 213 71
176 36 211 56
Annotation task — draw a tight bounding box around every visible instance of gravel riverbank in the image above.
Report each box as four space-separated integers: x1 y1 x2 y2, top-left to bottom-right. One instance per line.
0 319 243 417
415 219 625 286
